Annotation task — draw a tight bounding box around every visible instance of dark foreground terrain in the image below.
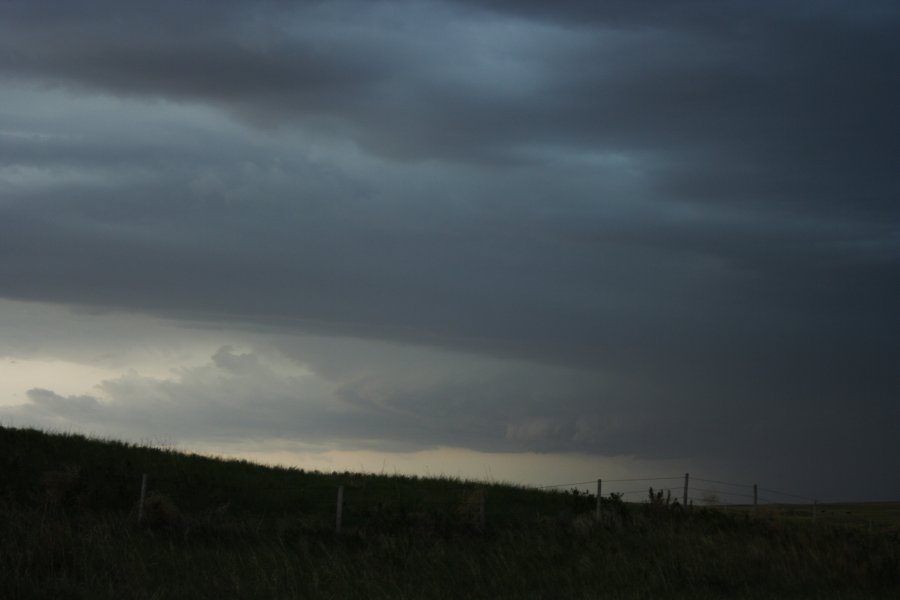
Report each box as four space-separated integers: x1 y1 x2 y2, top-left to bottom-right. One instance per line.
2 426 898 599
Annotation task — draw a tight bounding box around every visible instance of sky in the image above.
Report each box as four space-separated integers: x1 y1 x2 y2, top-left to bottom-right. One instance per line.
1 0 898 502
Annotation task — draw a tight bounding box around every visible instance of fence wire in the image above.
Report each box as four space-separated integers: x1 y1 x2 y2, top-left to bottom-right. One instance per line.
691 487 756 501
604 476 684 483
119 469 839 531
127 472 821 506
537 479 598 489
692 477 755 490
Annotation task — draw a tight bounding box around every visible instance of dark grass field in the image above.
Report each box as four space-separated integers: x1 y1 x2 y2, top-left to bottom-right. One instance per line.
715 501 900 535
2 426 899 599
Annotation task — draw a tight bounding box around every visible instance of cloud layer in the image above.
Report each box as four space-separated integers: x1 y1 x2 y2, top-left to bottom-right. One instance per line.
1 1 898 499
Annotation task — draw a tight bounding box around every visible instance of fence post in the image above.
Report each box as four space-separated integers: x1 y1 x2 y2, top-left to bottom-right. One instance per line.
335 485 344 534
812 500 817 524
595 479 602 520
753 484 758 512
137 473 148 525
683 473 689 506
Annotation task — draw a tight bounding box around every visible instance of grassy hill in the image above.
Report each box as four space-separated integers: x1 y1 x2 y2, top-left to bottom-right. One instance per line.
2 426 899 599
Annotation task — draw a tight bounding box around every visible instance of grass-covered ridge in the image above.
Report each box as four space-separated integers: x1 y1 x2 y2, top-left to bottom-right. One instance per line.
2 426 899 599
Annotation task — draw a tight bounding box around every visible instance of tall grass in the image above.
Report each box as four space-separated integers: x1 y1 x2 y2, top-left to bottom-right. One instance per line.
2 426 899 599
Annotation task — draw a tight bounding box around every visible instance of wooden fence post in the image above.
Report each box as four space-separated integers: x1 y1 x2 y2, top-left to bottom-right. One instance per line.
335 485 344 534
683 473 689 506
753 484 758 512
137 473 148 525
595 479 602 520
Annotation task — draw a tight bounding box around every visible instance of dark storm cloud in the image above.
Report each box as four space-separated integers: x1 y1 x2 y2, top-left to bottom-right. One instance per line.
1 1 899 496
4 2 898 170
2 0 899 208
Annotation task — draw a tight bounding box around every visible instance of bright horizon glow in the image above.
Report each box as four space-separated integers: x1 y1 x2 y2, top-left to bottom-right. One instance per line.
0 358 121 406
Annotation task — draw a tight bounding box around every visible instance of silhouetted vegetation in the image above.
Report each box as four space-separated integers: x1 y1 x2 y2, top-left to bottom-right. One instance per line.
2 426 899 599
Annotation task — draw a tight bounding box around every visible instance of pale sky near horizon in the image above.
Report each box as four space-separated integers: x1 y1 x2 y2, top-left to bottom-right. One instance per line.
1 1 898 502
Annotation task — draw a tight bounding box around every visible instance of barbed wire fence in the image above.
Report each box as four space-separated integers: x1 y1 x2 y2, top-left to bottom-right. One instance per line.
124 470 897 534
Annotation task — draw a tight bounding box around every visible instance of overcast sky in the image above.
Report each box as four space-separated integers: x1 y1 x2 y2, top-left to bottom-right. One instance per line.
1 0 898 502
